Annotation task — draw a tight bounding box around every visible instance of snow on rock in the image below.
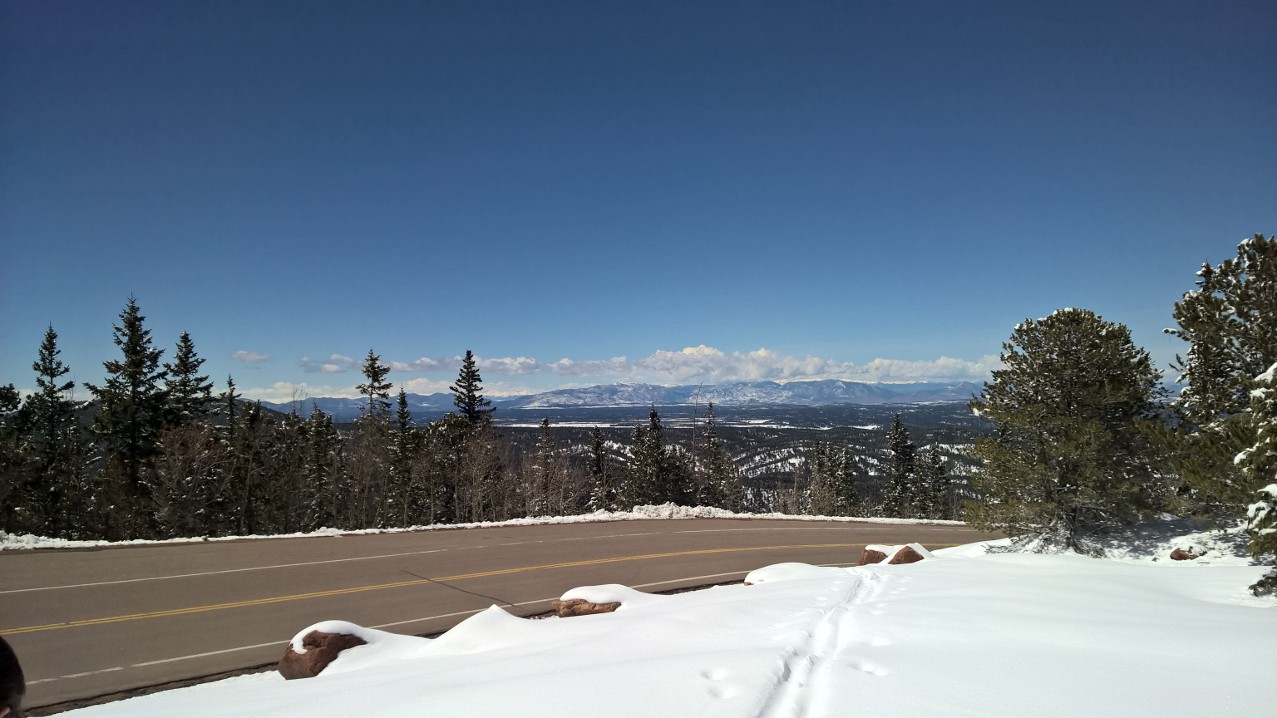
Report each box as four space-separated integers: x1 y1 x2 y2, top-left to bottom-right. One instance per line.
280 621 426 679
557 583 662 611
859 543 934 565
742 562 835 584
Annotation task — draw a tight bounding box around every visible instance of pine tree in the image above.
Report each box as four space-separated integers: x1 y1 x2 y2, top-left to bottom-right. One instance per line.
881 414 917 517
587 426 615 511
163 331 213 427
834 447 861 517
387 388 419 527
220 376 240 430
700 403 741 510
530 417 555 515
357 349 392 421
20 325 90 536
450 350 493 426
968 308 1165 549
917 446 950 519
807 442 839 516
86 297 169 537
304 404 345 530
0 383 22 532
1166 234 1277 519
1241 362 1277 595
621 409 678 506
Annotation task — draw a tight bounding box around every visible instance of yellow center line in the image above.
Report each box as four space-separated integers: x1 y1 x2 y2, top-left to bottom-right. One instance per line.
3 542 960 635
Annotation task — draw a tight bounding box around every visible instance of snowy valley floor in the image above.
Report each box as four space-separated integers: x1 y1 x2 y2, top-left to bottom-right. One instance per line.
51 522 1275 718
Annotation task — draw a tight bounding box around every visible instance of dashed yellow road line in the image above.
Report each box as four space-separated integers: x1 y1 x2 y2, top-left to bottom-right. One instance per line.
4 542 958 635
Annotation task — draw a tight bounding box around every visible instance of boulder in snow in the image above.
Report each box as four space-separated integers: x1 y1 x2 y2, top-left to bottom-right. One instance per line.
859 543 932 565
888 545 927 564
552 598 622 617
279 628 368 679
858 548 889 565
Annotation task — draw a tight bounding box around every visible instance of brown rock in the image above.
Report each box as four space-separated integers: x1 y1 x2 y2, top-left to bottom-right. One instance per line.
888 545 927 565
278 630 367 680
858 548 889 565
1170 548 1200 561
552 598 622 617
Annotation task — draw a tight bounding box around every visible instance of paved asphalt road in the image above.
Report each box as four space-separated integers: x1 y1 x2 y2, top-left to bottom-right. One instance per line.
1 519 1000 711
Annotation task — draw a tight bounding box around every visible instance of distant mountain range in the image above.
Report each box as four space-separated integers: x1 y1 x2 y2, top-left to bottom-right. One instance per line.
260 380 983 423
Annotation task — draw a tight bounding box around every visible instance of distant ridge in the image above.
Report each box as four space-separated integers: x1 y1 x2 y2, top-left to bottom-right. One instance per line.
260 379 982 423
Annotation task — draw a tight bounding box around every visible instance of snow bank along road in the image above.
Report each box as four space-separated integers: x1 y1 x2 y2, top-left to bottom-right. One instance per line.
1 519 998 711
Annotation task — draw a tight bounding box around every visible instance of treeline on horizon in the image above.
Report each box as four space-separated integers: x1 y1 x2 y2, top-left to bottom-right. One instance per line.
0 301 960 542
1 235 1274 593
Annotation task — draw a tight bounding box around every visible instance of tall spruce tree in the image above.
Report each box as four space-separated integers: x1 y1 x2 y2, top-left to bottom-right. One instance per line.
163 331 213 427
968 308 1165 550
387 388 419 527
621 408 689 506
807 442 839 516
917 446 950 519
1241 362 1277 595
881 415 917 517
587 426 615 512
87 297 169 537
700 403 741 510
834 447 861 517
1166 234 1277 519
0 383 21 532
450 350 493 426
21 325 89 536
530 417 555 515
357 349 392 421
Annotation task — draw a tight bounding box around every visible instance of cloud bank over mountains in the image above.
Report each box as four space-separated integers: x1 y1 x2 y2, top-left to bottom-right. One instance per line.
240 345 998 403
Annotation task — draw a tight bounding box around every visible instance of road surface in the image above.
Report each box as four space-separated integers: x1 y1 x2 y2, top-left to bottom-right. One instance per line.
0 518 1000 711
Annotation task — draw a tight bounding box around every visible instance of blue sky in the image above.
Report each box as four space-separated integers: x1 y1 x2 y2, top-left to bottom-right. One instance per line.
2 1 1274 401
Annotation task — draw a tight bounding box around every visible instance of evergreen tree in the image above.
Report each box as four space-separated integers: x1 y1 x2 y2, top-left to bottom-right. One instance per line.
700 403 741 510
530 417 555 515
881 414 917 517
163 331 213 427
1166 234 1277 519
917 446 951 519
968 308 1165 550
0 383 22 532
220 376 240 430
807 442 839 516
1241 362 1277 595
357 349 392 421
387 388 420 527
22 325 93 536
304 404 345 530
587 426 615 512
621 408 691 507
450 350 493 426
86 297 169 537
834 447 861 517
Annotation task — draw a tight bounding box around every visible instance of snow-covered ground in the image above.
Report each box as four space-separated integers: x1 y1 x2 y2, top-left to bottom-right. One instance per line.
52 522 1274 718
0 504 962 551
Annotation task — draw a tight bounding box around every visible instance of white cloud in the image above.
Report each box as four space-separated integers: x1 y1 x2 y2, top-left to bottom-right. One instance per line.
300 354 358 374
388 357 442 373
477 356 540 375
542 346 998 385
240 382 360 404
231 350 271 364
290 345 997 391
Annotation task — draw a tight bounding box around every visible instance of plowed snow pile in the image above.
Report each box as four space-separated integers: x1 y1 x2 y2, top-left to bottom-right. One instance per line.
62 531 1275 718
